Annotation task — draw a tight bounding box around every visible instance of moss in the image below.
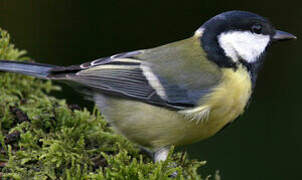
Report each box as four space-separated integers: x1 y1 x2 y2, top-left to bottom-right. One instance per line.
0 28 219 179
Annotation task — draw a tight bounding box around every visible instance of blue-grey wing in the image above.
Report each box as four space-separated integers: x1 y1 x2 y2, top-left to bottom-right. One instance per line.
49 48 221 110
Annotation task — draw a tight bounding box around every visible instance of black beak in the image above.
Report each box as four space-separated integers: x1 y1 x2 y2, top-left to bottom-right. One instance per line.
272 30 297 41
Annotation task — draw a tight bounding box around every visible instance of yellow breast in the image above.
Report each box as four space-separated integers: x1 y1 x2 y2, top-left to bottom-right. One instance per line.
179 65 252 143
208 65 252 122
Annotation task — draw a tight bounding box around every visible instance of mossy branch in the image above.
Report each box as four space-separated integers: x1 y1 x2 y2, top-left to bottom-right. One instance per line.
0 28 219 179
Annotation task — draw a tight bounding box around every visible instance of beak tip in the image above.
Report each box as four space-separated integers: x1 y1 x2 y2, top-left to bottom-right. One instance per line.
289 34 298 40
273 30 297 41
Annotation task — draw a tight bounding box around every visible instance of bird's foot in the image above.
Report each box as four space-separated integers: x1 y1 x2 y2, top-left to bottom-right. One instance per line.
154 146 178 178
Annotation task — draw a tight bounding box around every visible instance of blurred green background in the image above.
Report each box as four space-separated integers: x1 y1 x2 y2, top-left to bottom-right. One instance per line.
0 0 301 179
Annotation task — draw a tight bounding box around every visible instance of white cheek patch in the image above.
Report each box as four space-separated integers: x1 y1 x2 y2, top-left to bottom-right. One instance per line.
218 31 270 63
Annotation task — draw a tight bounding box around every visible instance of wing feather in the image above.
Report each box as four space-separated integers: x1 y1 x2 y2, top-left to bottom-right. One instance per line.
47 38 222 110
73 61 178 108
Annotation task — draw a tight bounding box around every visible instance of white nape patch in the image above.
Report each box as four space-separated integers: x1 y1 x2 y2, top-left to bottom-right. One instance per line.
194 27 205 37
140 64 167 99
218 31 270 63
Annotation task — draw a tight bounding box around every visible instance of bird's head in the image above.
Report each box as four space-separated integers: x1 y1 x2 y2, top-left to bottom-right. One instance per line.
195 10 296 71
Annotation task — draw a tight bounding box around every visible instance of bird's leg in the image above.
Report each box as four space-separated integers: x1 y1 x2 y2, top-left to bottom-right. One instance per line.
139 146 169 162
154 146 169 162
154 146 178 177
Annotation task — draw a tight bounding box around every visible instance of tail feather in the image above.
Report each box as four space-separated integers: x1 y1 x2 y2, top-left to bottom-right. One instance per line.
0 60 59 79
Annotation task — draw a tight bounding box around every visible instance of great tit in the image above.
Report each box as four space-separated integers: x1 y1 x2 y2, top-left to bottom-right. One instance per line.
0 10 296 162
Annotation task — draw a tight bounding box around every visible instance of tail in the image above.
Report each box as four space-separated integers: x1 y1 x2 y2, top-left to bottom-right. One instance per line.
0 60 59 79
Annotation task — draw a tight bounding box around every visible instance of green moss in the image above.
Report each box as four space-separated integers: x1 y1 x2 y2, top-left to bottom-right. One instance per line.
0 28 219 179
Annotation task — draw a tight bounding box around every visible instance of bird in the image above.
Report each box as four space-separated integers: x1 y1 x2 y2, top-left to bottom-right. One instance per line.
0 10 296 163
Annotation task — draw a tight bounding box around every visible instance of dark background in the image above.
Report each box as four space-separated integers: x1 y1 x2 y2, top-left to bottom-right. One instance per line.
0 1 301 179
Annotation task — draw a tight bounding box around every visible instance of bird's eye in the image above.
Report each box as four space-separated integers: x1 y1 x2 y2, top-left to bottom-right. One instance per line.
251 24 262 34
